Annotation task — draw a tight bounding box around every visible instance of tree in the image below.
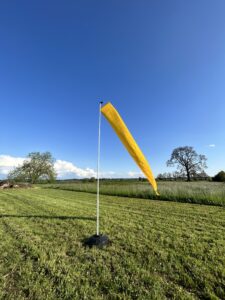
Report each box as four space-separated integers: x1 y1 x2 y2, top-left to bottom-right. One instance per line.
8 152 57 183
167 146 207 181
212 171 225 182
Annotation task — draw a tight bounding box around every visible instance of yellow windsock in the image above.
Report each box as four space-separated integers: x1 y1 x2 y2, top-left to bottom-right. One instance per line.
101 102 159 195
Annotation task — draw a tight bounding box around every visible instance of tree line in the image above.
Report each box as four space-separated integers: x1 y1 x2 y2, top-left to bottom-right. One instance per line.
7 147 225 183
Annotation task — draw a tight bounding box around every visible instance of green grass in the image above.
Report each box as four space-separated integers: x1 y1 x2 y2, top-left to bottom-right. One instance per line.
45 181 225 207
0 187 224 299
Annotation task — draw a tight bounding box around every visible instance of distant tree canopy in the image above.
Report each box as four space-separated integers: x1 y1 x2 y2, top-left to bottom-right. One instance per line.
8 152 57 183
212 171 225 182
167 146 207 181
157 170 210 181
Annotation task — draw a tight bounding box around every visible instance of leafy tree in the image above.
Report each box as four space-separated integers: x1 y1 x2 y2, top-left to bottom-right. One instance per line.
156 173 164 180
212 171 225 182
167 146 207 181
8 152 57 183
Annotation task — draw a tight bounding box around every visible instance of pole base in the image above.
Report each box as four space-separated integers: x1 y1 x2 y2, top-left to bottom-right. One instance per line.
83 234 110 248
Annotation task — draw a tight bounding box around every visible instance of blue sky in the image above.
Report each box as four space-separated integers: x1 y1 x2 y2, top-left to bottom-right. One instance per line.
0 0 225 178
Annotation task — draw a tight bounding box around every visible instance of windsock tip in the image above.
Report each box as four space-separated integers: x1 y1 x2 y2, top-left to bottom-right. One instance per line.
155 190 160 196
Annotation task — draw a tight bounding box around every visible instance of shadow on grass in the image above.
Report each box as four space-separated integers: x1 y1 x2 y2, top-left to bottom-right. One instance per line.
0 214 95 221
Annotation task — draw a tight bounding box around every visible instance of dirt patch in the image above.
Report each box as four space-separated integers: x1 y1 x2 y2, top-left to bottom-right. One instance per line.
0 181 32 190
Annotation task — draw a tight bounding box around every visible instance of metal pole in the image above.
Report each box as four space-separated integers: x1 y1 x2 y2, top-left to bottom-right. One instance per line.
96 101 103 236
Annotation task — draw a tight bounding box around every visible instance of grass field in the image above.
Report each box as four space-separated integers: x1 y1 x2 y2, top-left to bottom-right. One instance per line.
0 187 224 299
45 181 225 207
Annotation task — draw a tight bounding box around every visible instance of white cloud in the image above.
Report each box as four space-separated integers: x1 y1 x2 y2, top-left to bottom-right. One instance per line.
55 163 117 179
0 155 25 177
53 160 96 178
0 155 25 167
100 171 116 177
208 144 216 148
0 155 131 179
128 171 143 178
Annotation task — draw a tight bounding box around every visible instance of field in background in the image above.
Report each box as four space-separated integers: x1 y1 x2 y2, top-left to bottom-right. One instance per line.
0 187 224 299
45 180 225 207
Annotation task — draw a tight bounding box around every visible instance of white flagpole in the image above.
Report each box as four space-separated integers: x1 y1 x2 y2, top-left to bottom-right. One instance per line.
96 101 103 236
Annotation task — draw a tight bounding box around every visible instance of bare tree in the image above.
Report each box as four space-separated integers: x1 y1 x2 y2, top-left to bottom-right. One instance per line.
167 146 207 181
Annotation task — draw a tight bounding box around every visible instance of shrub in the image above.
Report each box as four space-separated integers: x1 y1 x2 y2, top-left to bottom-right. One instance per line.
213 171 225 182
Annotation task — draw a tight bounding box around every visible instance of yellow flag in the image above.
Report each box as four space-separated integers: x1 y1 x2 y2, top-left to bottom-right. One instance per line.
101 102 159 195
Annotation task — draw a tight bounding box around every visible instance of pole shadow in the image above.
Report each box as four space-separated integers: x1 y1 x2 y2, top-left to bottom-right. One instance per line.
0 214 95 221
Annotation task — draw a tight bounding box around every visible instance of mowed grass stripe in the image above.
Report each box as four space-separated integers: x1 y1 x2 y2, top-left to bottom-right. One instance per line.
42 188 224 221
35 189 225 233
0 203 194 299
1 189 224 237
28 189 225 226
0 193 100 298
1 189 224 244
0 189 224 299
0 190 95 220
0 219 64 300
13 187 222 226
